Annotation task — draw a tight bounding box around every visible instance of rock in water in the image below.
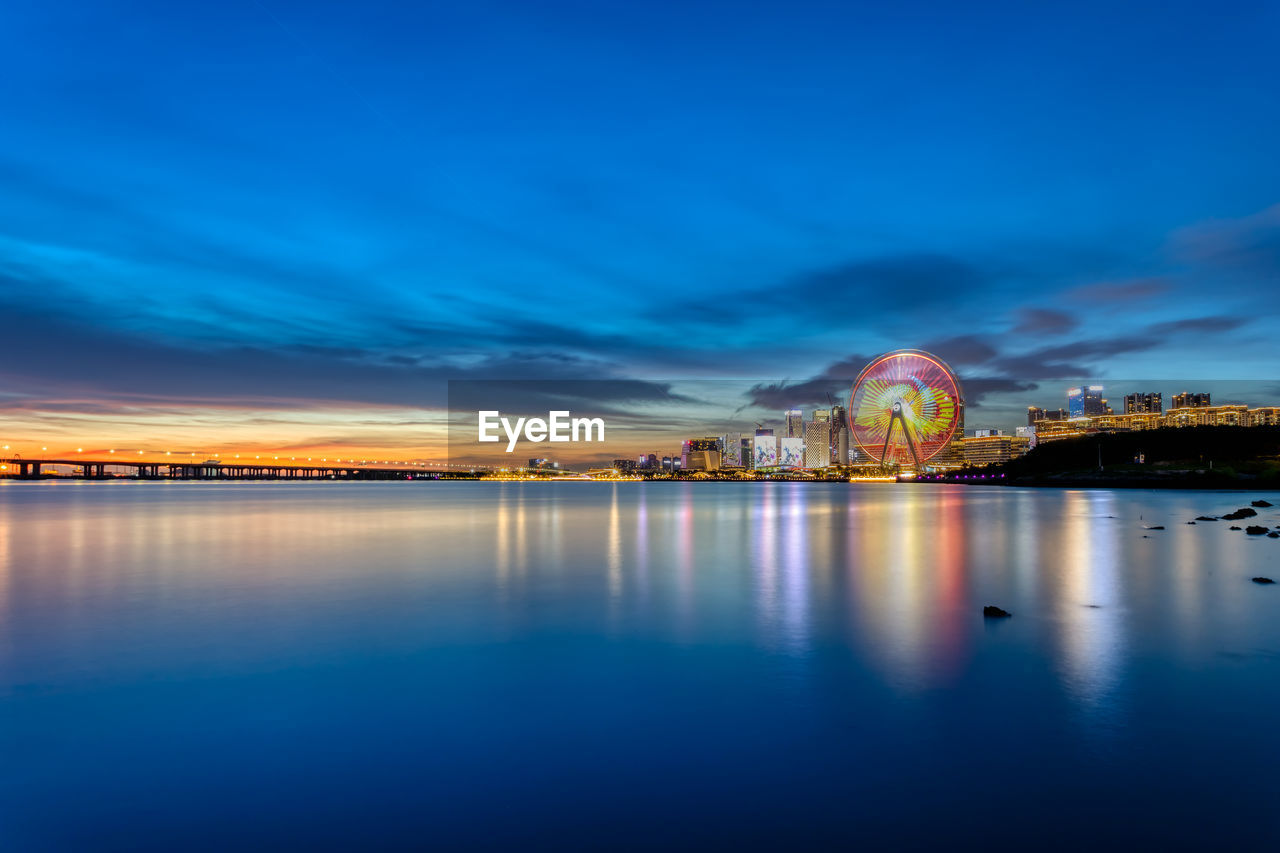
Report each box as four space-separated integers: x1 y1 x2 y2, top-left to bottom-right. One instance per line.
1269 532 1280 539
1145 525 1165 530
1229 526 1243 531
1223 507 1259 520
1245 526 1268 535
1195 516 1218 521
1252 577 1276 584
983 605 1012 618
1251 500 1273 508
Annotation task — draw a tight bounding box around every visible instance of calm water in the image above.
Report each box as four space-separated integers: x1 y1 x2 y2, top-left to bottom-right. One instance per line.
1 481 1279 849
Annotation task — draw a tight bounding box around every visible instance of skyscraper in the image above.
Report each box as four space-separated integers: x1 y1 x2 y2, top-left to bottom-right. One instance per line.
804 419 831 469
830 405 849 465
1172 391 1211 408
720 433 744 467
785 410 804 438
1068 385 1106 417
1124 392 1162 414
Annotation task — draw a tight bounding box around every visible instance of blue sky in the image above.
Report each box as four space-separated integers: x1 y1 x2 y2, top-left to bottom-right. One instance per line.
1 0 1278 455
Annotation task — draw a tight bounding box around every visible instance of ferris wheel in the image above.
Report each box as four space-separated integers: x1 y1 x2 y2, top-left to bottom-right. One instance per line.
848 349 963 468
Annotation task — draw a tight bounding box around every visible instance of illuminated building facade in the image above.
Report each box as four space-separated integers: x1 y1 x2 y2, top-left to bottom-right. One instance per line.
778 437 804 467
1028 406 1067 425
1124 392 1162 414
1172 391 1211 408
830 405 849 465
1034 403 1277 442
1068 385 1107 417
720 433 745 467
803 420 831 468
753 434 778 468
785 410 804 438
961 434 1031 465
682 438 721 471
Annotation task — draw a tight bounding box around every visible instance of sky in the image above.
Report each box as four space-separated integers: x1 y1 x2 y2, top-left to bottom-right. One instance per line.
2 0 1279 463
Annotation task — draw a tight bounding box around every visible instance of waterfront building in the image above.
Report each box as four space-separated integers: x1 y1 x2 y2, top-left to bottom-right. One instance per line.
1124 392 1163 414
681 437 721 471
785 410 804 438
779 437 804 468
1165 404 1248 427
1068 385 1107 417
720 434 744 467
753 434 778 468
1028 406 1068 425
803 420 830 468
962 434 1031 466
1249 407 1280 427
1034 403 1278 440
1172 392 1211 409
830 405 849 464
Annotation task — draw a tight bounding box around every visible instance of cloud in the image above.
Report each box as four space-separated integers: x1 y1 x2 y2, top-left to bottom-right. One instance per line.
1147 315 1247 335
959 378 1040 408
1011 307 1078 335
1065 278 1170 303
744 378 850 411
674 253 984 326
921 335 998 367
1171 203 1280 275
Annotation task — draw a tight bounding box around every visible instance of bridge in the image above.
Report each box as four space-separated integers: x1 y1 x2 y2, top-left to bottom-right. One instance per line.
0 457 469 480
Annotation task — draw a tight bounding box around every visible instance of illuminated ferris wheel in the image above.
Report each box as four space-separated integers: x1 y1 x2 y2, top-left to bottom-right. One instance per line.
848 349 963 468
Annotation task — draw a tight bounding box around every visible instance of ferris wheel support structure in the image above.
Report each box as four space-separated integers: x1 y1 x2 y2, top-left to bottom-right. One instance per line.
879 401 922 468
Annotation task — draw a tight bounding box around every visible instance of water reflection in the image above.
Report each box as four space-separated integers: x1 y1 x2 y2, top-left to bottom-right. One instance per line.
1056 491 1124 717
1 482 1275 716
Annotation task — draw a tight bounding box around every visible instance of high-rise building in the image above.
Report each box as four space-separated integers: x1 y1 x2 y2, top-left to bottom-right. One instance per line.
1068 385 1106 417
754 427 776 468
1124 392 1163 414
741 437 754 470
830 405 849 465
1172 392 1211 408
779 437 804 467
720 434 744 467
785 410 804 438
804 419 831 469
753 434 778 468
